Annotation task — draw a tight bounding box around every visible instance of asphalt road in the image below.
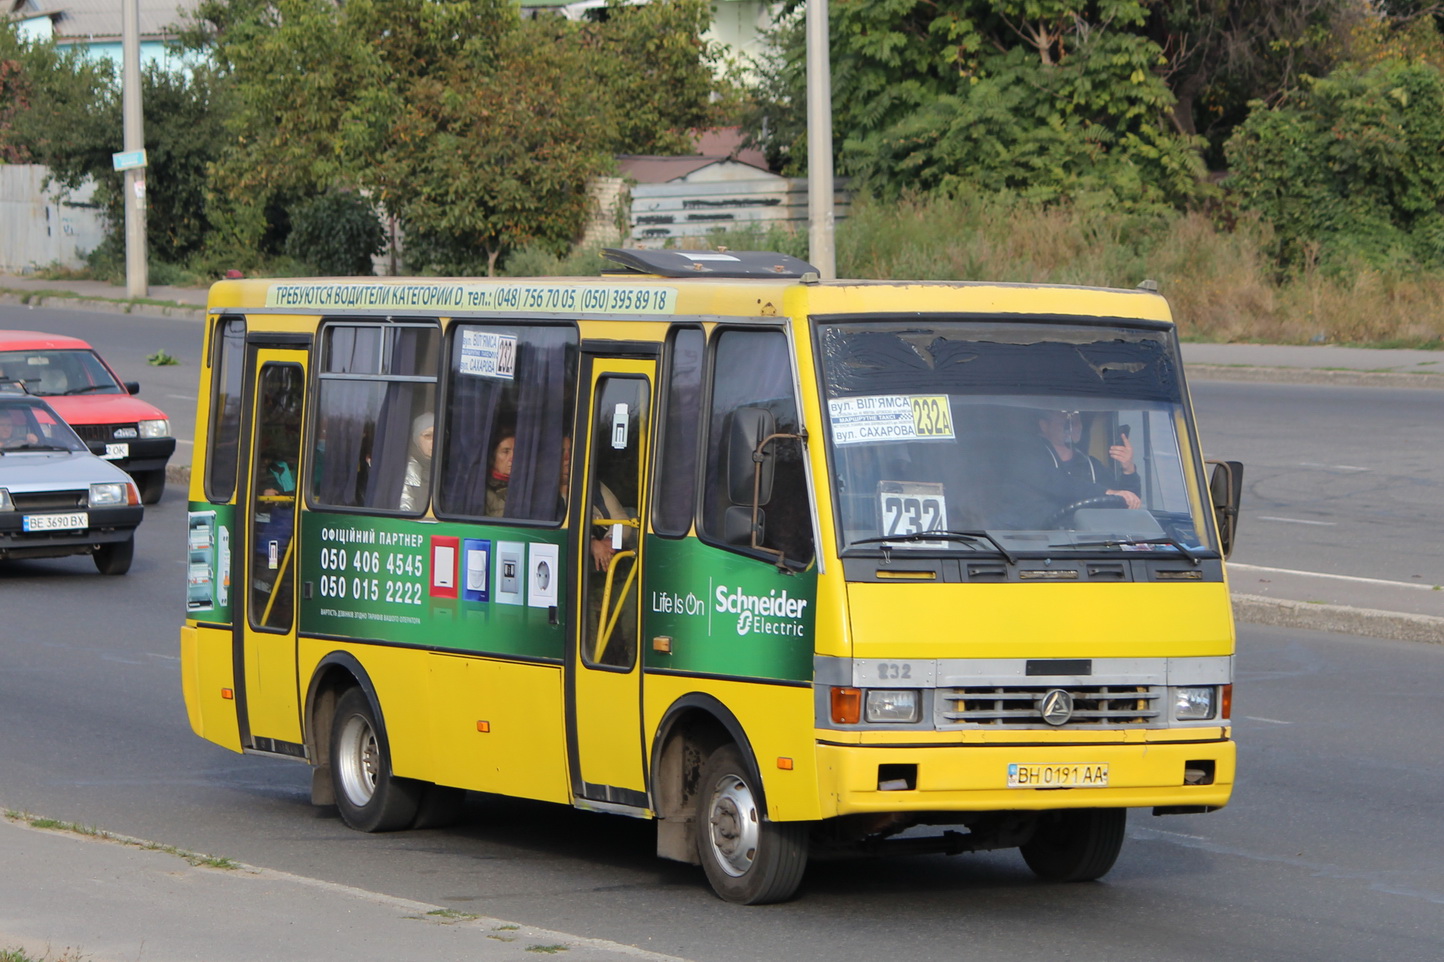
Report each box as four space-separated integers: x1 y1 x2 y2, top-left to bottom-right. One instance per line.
2 497 1442 960
3 302 1443 958
1190 379 1444 586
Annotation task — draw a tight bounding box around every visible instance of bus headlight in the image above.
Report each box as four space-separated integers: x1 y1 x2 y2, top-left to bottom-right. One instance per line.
138 418 170 438
1172 686 1217 721
89 482 129 506
865 689 921 724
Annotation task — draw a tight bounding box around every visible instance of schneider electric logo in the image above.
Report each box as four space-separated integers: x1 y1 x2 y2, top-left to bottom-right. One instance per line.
714 585 808 637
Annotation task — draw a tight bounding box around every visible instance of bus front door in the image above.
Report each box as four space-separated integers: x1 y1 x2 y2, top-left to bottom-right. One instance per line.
569 360 653 808
236 350 308 753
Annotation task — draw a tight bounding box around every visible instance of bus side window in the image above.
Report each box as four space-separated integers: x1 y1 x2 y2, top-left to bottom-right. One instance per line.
652 326 704 537
435 324 577 523
700 329 814 568
205 317 246 502
309 323 439 513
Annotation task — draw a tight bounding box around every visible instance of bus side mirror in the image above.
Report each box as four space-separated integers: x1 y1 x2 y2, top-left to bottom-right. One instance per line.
1207 460 1244 558
728 406 776 506
722 505 764 547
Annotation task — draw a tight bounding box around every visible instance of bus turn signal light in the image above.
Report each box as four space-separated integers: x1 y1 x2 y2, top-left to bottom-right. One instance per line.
1221 684 1232 720
831 687 861 725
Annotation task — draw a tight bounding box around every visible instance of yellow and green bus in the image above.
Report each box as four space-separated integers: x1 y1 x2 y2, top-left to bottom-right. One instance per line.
180 248 1241 903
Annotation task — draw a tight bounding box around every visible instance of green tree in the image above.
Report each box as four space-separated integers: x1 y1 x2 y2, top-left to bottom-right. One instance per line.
752 0 1210 212
1225 58 1444 271
284 190 385 275
0 24 224 265
186 0 729 273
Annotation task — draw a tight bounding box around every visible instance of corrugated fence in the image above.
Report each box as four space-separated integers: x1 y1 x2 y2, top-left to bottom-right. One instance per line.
629 178 850 247
0 166 106 272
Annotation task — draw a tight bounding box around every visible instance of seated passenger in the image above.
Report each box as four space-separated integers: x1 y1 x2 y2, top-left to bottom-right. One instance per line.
399 413 434 512
483 428 515 516
0 406 38 446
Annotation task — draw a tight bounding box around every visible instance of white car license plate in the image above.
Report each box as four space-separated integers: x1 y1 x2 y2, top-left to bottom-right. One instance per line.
23 512 89 532
103 443 130 460
1008 763 1109 788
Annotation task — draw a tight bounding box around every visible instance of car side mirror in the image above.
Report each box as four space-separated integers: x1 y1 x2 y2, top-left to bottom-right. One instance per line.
1207 460 1244 558
727 406 776 506
125 381 140 395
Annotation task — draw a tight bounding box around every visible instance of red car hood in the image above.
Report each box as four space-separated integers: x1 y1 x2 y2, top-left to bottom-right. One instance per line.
42 393 168 428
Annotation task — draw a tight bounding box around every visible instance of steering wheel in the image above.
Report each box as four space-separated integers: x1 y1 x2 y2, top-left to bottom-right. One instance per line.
1046 494 1127 527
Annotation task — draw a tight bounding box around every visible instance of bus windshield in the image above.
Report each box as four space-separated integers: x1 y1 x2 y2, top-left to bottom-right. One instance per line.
817 318 1217 560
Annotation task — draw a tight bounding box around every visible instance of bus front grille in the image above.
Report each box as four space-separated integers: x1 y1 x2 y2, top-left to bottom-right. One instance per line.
937 685 1160 729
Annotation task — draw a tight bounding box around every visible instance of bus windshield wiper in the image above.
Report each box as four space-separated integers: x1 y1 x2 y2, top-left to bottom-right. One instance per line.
852 530 1017 565
1048 536 1202 565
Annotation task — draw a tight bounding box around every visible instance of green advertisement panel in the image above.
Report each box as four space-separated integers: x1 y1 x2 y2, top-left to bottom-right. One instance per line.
186 503 236 623
641 536 817 683
298 511 567 661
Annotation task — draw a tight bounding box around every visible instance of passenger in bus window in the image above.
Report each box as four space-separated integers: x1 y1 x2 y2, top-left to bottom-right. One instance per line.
1034 409 1141 510
399 412 434 512
559 433 631 570
483 428 515 516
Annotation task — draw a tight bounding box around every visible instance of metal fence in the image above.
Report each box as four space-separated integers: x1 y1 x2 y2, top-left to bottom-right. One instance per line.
629 178 850 247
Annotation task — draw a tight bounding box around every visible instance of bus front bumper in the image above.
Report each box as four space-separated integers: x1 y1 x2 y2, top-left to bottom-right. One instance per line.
816 736 1234 816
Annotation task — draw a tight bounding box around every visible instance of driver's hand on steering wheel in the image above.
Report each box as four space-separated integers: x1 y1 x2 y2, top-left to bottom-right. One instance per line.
1107 488 1142 509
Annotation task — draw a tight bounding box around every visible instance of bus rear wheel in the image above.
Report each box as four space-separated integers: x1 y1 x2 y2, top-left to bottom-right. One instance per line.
695 744 808 904
1019 808 1126 882
330 688 421 832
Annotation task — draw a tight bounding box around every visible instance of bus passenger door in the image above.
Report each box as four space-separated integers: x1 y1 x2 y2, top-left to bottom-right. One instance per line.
569 359 653 807
237 349 308 752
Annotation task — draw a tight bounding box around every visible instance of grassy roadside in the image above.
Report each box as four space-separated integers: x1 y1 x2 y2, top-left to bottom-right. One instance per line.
24 191 1444 349
2 809 238 870
696 193 1444 349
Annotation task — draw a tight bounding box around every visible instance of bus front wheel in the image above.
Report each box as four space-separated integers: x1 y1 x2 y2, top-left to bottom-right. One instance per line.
330 688 421 832
695 744 808 904
1019 808 1126 882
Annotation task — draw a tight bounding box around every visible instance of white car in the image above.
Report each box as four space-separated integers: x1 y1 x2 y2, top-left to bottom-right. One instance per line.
0 390 144 575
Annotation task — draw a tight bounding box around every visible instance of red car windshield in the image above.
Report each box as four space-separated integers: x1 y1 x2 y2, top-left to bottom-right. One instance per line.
0 349 124 397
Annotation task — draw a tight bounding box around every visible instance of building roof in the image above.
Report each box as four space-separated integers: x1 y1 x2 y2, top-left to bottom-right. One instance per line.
7 0 193 40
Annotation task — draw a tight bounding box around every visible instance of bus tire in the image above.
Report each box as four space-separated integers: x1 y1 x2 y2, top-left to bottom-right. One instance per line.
330 687 421 832
695 744 808 904
1019 808 1126 882
411 784 467 830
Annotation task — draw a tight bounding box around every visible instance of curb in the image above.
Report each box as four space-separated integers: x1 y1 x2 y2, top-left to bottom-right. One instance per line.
1232 593 1444 644
1187 363 1444 391
0 289 205 321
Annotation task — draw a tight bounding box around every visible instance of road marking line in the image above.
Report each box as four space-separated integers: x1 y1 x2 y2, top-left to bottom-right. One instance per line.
1299 462 1370 472
1244 716 1292 725
1230 562 1440 590
167 394 197 400
1256 516 1337 526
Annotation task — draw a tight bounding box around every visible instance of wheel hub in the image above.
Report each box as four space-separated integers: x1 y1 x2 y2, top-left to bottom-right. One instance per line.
706 774 759 877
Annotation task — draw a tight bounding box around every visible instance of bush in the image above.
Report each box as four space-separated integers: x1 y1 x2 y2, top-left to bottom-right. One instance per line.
283 192 386 276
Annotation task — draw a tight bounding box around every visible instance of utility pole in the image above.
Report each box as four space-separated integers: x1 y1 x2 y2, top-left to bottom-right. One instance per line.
805 0 836 280
121 0 148 298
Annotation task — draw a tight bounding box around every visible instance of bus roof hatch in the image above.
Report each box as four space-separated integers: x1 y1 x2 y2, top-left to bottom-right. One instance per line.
601 248 817 279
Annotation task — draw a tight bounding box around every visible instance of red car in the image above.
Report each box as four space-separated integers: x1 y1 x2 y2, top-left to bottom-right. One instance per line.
0 331 175 504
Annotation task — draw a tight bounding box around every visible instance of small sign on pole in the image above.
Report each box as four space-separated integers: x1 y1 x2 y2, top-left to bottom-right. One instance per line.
112 149 147 171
